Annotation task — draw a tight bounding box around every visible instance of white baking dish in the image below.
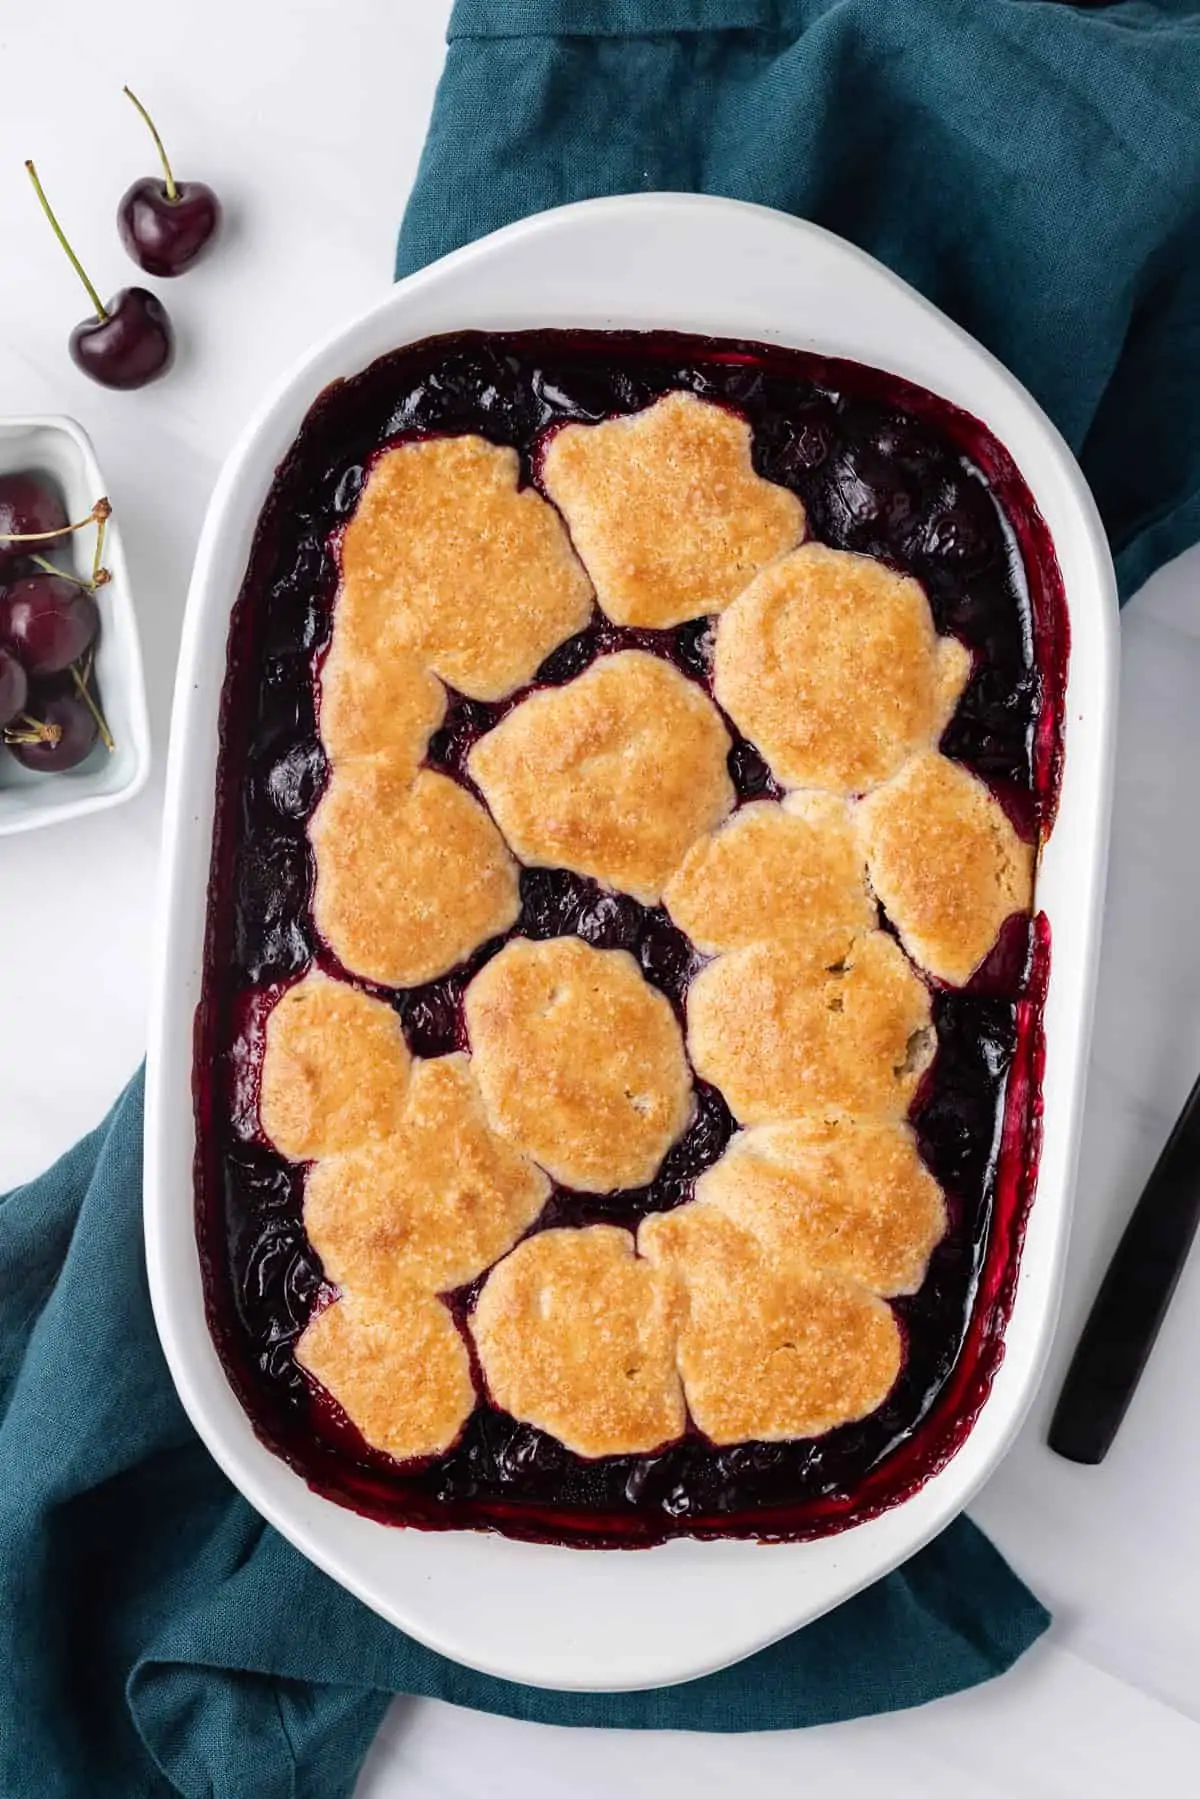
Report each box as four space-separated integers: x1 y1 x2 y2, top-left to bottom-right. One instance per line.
0 416 150 835
144 194 1117 1692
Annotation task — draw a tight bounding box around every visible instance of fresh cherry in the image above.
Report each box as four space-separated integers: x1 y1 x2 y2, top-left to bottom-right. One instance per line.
4 691 98 771
69 289 175 390
0 474 67 574
0 489 110 582
118 87 221 277
26 161 174 390
0 575 99 677
0 647 28 728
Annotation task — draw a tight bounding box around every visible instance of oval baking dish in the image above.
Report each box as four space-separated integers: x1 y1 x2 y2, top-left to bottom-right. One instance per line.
145 194 1117 1691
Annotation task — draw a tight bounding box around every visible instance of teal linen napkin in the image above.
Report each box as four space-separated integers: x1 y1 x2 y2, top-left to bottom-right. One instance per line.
399 0 1200 601
7 1 1200 1794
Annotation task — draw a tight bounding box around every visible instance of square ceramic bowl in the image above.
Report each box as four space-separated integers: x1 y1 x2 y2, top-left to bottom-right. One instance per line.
144 195 1118 1692
0 416 150 835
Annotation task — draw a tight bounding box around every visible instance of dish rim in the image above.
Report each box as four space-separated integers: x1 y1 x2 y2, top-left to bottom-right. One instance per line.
144 192 1118 1691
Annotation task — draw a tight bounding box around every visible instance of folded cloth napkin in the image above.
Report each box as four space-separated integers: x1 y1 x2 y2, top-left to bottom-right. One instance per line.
400 0 1200 602
6 1 1200 1795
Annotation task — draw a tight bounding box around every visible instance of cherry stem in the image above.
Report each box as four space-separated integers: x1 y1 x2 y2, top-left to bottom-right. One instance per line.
71 662 115 753
123 86 177 202
27 552 110 591
0 496 111 545
91 502 109 585
24 162 107 321
4 712 62 747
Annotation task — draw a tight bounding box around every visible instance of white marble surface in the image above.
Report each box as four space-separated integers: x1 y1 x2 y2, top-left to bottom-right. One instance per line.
1 3 1198 1792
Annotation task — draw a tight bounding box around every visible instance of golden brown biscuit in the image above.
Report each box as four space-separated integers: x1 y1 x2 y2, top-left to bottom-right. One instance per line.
696 1117 946 1297
258 970 411 1161
639 1202 901 1443
318 605 446 770
540 392 805 628
713 543 972 793
662 792 875 954
338 435 594 702
686 930 933 1125
468 650 734 904
296 1289 476 1462
310 761 520 988
855 750 1035 986
464 936 693 1191
470 1226 685 1458
304 1054 549 1297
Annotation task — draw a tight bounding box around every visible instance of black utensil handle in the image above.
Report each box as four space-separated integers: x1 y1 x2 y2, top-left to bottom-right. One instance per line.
1049 1067 1200 1465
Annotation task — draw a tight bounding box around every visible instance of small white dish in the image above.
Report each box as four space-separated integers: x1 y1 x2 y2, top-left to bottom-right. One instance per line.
0 415 150 836
145 195 1118 1692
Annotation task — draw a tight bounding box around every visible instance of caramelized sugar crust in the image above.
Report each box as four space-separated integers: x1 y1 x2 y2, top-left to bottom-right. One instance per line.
471 1226 686 1458
339 434 593 702
303 1054 549 1298
541 391 805 629
310 762 520 988
259 970 411 1162
687 930 935 1125
469 650 734 906
464 936 694 1192
714 543 971 793
296 1289 476 1462
855 751 1035 986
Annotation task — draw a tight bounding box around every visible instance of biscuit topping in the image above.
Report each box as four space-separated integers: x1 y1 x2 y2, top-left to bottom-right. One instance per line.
714 543 971 792
339 434 594 701
259 970 411 1162
686 930 935 1125
471 1226 685 1458
541 391 804 628
469 650 733 905
304 1054 549 1299
663 791 875 954
310 762 520 988
297 1290 476 1463
639 1203 902 1444
855 750 1035 985
259 397 1035 1469
465 935 694 1192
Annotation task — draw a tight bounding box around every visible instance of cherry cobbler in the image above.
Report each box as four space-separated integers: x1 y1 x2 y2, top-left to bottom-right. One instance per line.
197 330 1066 1546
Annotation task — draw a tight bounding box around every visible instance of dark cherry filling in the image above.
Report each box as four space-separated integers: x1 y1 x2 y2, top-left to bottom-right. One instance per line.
196 329 1067 1546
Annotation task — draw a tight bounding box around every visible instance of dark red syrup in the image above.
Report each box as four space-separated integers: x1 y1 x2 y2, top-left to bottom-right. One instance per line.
195 330 1068 1546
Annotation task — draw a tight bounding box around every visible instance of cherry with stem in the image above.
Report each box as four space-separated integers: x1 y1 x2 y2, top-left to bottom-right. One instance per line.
25 161 174 390
0 494 112 591
26 500 111 590
3 691 99 771
119 87 221 277
0 495 109 551
0 474 69 572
